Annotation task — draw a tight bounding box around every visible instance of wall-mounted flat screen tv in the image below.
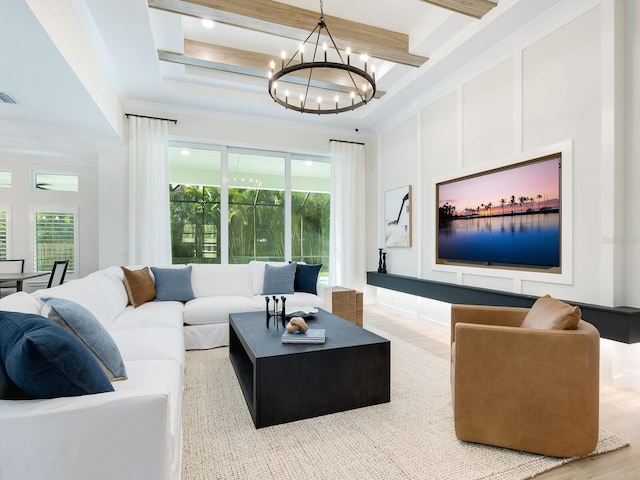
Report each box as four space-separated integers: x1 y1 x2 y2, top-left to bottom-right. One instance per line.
436 153 561 271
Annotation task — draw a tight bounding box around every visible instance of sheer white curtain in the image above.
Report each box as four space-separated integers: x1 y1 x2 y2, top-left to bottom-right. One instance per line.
329 140 366 292
128 116 172 265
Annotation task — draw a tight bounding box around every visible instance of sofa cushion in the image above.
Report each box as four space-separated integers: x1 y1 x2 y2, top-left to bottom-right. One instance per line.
183 296 259 325
122 266 156 307
190 264 254 297
0 291 43 315
262 263 296 294
42 297 127 381
110 327 185 365
521 295 581 330
0 311 114 399
293 263 322 295
109 301 185 331
151 266 195 302
33 270 129 329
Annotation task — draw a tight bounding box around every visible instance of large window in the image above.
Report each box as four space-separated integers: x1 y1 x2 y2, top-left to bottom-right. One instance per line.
291 159 330 277
168 145 330 275
228 152 284 263
33 209 77 273
169 147 221 264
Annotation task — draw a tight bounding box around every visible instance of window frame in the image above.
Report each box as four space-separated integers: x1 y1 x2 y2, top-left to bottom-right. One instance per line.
168 143 330 267
30 205 79 275
31 169 79 192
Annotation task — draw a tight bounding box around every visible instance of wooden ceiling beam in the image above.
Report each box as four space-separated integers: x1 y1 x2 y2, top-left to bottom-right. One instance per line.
419 0 497 19
159 41 386 99
149 0 428 67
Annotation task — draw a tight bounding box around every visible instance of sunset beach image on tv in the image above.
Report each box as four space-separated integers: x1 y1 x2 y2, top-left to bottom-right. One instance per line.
436 154 561 270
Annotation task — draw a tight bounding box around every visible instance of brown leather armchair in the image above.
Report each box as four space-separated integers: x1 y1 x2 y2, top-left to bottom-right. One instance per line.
450 304 600 457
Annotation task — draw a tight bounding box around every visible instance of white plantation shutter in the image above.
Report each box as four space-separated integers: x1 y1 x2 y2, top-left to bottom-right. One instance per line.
34 210 76 273
0 211 7 260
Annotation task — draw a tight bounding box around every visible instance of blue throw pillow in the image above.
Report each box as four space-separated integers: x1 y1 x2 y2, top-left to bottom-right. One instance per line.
42 297 127 381
151 266 195 302
0 311 114 399
294 263 322 295
262 263 296 295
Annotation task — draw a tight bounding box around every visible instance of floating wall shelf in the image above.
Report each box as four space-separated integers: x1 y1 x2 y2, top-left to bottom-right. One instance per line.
367 272 640 344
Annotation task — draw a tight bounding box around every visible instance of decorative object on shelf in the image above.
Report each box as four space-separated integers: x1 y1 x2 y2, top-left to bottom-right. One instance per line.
385 185 412 247
378 248 384 273
286 317 309 333
267 0 376 115
382 252 387 274
265 295 287 329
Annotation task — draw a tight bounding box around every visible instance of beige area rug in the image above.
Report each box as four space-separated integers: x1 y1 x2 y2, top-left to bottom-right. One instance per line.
181 327 628 480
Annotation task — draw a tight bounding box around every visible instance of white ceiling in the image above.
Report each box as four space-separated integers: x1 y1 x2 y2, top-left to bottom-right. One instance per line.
0 0 588 160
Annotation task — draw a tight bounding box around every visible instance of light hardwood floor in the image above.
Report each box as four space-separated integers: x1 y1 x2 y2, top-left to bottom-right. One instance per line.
364 305 640 480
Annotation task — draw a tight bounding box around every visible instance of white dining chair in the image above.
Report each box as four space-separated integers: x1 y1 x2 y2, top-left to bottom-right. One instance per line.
0 259 25 297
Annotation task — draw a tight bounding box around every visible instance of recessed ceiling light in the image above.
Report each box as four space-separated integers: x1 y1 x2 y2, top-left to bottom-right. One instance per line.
306 160 313 166
202 19 215 29
180 149 190 156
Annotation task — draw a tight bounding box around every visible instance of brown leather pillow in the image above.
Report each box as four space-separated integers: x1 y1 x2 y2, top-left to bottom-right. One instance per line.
121 266 156 308
521 294 581 330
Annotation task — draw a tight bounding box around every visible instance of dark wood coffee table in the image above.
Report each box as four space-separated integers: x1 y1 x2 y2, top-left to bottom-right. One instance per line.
229 309 390 428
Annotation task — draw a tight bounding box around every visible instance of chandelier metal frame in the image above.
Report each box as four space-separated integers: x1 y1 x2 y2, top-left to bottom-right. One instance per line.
268 1 376 115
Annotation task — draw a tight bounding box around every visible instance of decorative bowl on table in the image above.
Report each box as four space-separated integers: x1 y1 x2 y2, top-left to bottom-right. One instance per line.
285 307 318 318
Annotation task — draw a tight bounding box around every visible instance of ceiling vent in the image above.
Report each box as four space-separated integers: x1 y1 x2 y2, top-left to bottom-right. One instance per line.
0 92 18 104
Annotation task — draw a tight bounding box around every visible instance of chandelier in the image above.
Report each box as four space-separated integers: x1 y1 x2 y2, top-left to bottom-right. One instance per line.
267 0 376 115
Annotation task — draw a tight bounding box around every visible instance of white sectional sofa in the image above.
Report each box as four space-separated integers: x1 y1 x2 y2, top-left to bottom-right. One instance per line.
0 261 330 480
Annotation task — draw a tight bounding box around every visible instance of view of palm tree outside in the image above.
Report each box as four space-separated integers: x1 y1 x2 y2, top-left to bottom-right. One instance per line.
168 146 330 279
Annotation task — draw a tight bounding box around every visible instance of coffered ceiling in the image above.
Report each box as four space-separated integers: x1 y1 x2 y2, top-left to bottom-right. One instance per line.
0 0 583 159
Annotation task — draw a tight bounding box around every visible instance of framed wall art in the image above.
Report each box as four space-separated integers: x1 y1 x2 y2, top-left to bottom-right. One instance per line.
385 185 412 247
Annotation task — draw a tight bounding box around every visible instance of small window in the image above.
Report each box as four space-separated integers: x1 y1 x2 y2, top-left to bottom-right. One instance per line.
0 171 11 189
33 172 79 192
33 210 77 273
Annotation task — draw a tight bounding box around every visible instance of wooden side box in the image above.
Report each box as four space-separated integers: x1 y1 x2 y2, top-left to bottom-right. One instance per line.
332 287 363 327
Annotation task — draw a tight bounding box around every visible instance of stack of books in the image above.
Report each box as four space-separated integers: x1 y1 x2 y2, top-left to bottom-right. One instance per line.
281 328 326 344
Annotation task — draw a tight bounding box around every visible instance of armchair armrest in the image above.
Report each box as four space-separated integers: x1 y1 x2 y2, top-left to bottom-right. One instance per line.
450 304 528 343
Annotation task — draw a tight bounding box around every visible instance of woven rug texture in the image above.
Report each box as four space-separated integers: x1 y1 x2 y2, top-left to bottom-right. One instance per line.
181 326 628 480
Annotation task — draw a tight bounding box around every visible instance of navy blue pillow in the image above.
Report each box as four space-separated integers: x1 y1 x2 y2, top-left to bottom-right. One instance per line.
151 266 195 302
0 311 114 399
294 263 322 295
0 360 29 400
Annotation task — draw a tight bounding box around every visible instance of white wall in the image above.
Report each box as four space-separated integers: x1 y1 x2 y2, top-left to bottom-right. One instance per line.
0 155 99 282
374 1 640 390
378 116 419 277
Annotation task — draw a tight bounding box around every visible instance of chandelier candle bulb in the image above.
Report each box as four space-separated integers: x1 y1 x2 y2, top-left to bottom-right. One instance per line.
323 42 328 62
346 47 351 65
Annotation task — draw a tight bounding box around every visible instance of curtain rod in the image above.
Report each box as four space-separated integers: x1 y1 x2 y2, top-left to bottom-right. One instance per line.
125 113 177 124
330 139 365 146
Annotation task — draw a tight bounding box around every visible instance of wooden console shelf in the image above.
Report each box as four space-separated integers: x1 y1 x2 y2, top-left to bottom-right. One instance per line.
367 271 640 344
